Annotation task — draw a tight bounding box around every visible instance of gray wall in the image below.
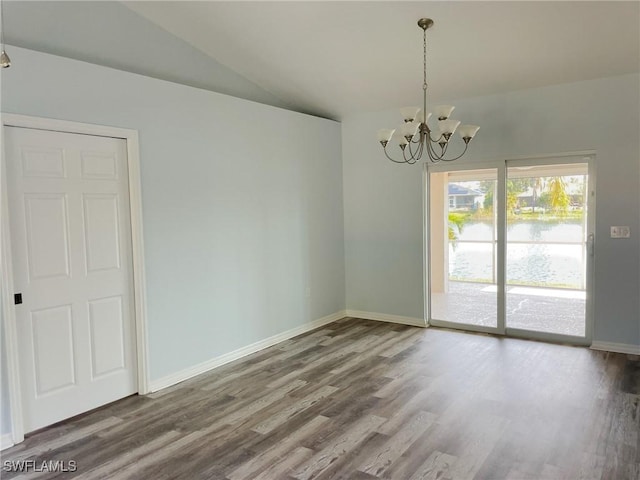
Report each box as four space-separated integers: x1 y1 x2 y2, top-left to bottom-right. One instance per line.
343 74 640 346
1 47 345 432
3 1 290 112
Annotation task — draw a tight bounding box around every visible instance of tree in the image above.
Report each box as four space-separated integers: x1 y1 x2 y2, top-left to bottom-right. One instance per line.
538 191 552 210
448 212 467 241
546 176 570 214
481 179 527 215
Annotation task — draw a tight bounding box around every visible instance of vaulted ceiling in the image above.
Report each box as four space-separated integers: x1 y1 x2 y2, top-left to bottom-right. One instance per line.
124 1 640 120
4 2 639 121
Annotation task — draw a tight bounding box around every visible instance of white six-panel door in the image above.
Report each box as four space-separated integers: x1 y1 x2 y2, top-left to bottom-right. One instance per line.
5 127 137 432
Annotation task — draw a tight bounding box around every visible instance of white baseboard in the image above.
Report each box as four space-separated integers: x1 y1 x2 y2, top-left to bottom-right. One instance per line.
1 433 14 451
149 310 347 392
345 309 427 328
590 341 640 355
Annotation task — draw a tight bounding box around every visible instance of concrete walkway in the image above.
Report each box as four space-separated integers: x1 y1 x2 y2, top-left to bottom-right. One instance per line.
431 281 586 337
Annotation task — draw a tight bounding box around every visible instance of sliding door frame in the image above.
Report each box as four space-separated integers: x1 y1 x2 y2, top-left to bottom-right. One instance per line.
424 151 595 346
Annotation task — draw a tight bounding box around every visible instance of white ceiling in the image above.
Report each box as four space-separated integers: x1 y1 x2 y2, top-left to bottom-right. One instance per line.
124 1 640 120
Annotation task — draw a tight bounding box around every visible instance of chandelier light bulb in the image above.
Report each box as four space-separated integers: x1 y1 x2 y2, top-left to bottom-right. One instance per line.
402 121 420 140
458 125 480 143
400 106 421 123
0 49 10 68
376 128 395 146
433 105 456 121
438 119 461 135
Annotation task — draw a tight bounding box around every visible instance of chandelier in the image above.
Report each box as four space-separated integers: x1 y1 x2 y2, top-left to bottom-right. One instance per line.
0 0 10 68
377 18 478 164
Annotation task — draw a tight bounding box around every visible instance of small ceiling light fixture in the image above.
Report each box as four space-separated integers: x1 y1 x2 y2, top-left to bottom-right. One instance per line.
377 18 478 164
0 0 10 68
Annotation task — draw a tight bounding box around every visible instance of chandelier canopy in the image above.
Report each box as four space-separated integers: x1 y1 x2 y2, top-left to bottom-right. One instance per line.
377 18 478 164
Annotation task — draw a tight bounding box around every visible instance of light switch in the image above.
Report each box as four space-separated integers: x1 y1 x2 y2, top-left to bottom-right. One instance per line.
610 226 631 238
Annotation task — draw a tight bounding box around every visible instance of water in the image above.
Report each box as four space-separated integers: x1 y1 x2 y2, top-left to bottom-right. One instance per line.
449 220 586 289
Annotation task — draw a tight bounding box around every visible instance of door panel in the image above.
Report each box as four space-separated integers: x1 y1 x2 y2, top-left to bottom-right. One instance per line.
21 146 66 178
505 162 589 338
5 127 137 432
429 168 499 332
83 194 122 272
31 305 76 395
24 193 71 280
88 296 126 378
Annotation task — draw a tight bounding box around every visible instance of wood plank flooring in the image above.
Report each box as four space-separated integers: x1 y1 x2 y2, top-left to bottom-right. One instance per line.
2 318 639 479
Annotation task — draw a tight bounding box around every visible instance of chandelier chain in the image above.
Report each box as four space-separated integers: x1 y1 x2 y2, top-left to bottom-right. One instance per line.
422 28 427 91
1 0 5 47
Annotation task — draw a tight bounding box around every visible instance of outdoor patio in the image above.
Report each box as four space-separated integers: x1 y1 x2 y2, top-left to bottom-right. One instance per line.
430 281 586 336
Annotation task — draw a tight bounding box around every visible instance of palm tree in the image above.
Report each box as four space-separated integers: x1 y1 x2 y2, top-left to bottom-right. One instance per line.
546 176 570 214
448 212 467 242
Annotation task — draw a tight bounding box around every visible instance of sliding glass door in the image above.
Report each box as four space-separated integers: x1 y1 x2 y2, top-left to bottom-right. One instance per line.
427 156 593 344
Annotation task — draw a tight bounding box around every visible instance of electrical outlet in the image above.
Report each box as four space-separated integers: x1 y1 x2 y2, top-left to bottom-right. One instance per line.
610 226 631 238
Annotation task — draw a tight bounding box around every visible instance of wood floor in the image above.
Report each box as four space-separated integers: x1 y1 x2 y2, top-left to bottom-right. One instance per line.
3 318 639 479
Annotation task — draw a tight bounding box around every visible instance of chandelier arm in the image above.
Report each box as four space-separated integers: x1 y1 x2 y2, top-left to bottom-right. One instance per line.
407 133 424 162
383 145 410 164
403 145 419 164
415 138 422 160
439 142 470 162
429 131 443 143
426 138 469 162
427 137 461 163
432 142 444 159
405 137 418 160
425 136 444 161
414 139 423 160
403 137 420 163
408 144 419 164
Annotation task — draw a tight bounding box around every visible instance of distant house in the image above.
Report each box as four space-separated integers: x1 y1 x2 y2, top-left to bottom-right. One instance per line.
516 187 544 211
448 184 484 211
516 182 585 211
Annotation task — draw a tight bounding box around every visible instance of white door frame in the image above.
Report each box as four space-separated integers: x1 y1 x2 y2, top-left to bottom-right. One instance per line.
423 151 596 346
1 114 150 445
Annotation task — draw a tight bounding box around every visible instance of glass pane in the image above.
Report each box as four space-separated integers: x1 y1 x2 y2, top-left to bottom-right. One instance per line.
506 164 588 337
429 169 498 329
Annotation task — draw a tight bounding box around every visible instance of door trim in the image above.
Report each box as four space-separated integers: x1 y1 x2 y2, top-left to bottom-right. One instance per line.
1 114 150 445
